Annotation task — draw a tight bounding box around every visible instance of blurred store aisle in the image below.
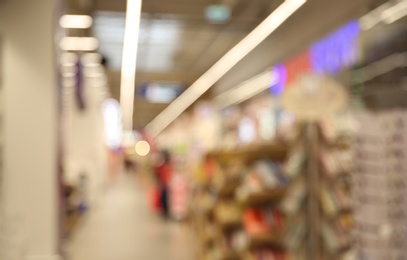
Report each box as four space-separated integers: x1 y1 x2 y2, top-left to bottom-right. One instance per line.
66 173 194 260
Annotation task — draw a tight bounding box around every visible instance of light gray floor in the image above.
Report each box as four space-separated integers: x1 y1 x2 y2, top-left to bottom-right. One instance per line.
66 174 194 260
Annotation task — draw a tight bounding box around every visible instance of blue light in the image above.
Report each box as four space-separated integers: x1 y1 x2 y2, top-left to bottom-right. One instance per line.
310 20 360 74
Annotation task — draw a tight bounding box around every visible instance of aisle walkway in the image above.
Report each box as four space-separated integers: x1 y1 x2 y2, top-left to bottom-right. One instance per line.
66 174 194 260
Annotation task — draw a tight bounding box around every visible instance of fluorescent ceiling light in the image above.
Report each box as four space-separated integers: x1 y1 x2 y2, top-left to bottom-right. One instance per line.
145 0 306 137
81 53 102 65
60 15 93 29
215 70 276 108
60 52 78 65
359 0 407 30
120 0 143 131
359 2 392 30
62 78 76 88
59 37 99 51
381 0 407 24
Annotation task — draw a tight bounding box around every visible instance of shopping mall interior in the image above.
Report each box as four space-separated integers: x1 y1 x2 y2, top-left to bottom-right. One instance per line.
1 0 407 259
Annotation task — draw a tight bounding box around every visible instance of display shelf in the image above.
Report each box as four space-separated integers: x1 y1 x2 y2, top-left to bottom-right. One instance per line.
198 227 216 245
218 219 242 233
247 233 284 249
208 142 288 163
239 187 287 207
218 180 240 198
192 142 291 260
220 251 239 260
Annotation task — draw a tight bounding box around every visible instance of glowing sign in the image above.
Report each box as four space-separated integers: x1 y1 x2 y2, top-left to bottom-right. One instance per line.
270 64 287 95
310 20 360 74
285 50 312 86
270 20 361 95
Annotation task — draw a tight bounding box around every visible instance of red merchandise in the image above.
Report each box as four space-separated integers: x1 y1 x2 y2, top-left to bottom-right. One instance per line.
148 186 162 213
157 164 172 187
243 209 269 236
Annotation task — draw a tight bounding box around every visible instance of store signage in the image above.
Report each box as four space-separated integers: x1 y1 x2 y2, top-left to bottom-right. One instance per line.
310 20 360 74
270 20 361 95
270 64 287 95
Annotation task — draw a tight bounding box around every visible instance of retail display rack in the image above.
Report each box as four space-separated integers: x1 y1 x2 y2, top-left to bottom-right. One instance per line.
191 118 354 260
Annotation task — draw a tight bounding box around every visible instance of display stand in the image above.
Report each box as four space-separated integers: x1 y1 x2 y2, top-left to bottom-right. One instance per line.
191 142 288 259
0 38 4 255
289 121 353 260
191 74 353 260
305 123 320 260
281 74 353 259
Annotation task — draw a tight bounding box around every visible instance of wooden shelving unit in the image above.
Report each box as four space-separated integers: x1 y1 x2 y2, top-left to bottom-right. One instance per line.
239 187 287 207
0 39 3 225
207 142 287 163
191 141 289 260
191 118 355 259
247 233 284 249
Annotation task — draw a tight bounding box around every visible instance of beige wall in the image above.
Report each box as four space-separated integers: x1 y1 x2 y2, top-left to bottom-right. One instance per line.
0 1 59 259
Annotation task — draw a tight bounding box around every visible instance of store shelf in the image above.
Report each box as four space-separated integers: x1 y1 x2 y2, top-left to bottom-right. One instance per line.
218 219 242 233
221 252 239 260
247 233 284 249
201 230 216 245
239 187 287 207
208 142 288 163
218 180 240 197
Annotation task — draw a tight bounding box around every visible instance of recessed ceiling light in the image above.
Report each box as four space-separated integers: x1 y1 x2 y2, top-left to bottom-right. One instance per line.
59 15 93 29
59 37 99 51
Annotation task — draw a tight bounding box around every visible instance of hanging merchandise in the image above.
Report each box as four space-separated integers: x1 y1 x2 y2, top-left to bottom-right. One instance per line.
280 74 356 259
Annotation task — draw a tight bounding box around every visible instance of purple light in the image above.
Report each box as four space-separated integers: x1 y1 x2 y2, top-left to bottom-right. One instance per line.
270 64 287 96
310 20 360 74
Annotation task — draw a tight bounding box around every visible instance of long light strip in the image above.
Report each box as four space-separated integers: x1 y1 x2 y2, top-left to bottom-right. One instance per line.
215 70 276 108
146 0 306 137
359 0 407 30
382 0 407 24
120 0 143 131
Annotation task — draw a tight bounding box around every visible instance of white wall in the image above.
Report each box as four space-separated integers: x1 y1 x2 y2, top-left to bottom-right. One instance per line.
63 73 109 207
0 1 59 259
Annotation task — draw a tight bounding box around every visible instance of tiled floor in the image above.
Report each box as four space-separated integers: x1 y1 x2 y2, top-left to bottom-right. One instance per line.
66 173 194 260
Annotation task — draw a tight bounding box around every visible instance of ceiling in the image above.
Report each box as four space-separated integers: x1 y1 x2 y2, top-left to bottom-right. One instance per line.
92 0 284 129
65 0 386 130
